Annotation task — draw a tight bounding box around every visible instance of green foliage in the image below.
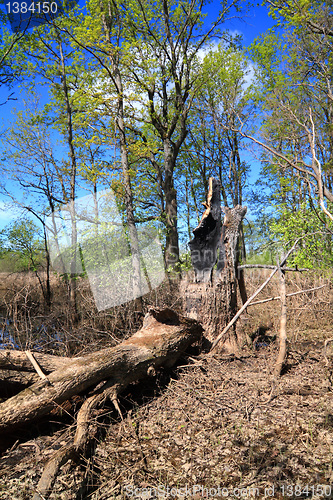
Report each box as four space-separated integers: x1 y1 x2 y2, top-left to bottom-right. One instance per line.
248 0 333 269
180 43 254 228
0 219 44 272
166 251 192 276
243 218 277 265
270 203 333 269
6 0 333 278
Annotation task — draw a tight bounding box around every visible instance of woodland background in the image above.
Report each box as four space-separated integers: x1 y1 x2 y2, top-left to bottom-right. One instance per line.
0 0 331 358
0 0 332 285
0 1 333 498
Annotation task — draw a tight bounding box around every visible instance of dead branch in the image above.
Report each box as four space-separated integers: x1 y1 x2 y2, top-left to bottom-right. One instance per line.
248 284 327 306
238 264 309 272
0 350 71 373
323 338 333 366
274 259 287 378
210 239 300 351
308 108 333 222
33 383 119 500
0 370 39 387
231 117 333 204
24 351 47 379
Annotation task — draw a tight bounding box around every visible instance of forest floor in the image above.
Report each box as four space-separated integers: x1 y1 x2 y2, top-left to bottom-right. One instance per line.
0 272 332 499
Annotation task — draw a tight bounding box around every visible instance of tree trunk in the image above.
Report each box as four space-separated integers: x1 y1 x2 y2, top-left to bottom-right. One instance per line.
163 139 180 271
42 222 52 310
102 8 143 312
57 32 79 323
237 224 248 305
274 261 287 378
116 70 143 313
182 177 247 352
0 370 39 393
0 308 202 499
0 308 202 433
0 350 71 372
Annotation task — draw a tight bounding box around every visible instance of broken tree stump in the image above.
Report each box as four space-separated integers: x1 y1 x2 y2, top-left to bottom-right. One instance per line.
182 177 247 352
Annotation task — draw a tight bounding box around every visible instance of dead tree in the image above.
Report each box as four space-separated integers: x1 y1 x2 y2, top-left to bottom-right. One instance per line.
182 177 247 352
0 308 202 499
0 309 202 433
274 259 287 378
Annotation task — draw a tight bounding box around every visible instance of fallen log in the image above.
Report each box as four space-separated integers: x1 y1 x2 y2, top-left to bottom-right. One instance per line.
0 369 39 388
0 308 202 433
0 350 71 373
0 308 203 499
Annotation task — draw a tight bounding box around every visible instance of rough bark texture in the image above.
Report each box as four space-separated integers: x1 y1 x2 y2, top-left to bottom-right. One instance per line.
163 139 180 270
0 308 202 433
274 262 287 378
183 177 247 350
0 350 71 373
0 370 39 390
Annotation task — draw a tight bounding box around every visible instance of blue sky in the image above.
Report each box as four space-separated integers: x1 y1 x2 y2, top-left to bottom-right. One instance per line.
0 1 275 231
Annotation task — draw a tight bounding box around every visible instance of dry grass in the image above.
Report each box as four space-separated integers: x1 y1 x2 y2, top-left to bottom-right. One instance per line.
90 346 333 500
0 270 332 499
0 272 181 355
243 269 333 344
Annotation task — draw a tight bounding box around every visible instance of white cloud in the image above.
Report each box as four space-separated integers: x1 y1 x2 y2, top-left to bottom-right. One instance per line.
0 201 17 228
196 29 244 61
196 40 220 62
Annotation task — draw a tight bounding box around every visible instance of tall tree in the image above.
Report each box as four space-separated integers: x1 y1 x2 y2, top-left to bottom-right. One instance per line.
0 17 93 318
246 0 333 226
181 44 254 261
234 0 333 265
0 17 28 104
0 219 49 298
66 0 147 307
185 46 253 204
69 0 243 270
123 0 243 269
0 103 73 308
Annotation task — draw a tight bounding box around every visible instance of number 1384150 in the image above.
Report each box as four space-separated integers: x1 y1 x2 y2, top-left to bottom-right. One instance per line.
281 484 332 497
6 2 58 14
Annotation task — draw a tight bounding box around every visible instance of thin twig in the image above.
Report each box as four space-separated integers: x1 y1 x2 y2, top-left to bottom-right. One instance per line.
25 350 47 380
248 284 327 306
323 338 333 366
238 264 309 271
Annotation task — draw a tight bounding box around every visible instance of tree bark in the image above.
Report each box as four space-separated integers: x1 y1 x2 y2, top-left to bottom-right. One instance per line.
0 350 71 373
102 6 143 312
163 139 180 270
210 238 301 352
0 370 39 390
0 308 202 433
182 177 247 352
57 32 79 323
274 260 287 378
